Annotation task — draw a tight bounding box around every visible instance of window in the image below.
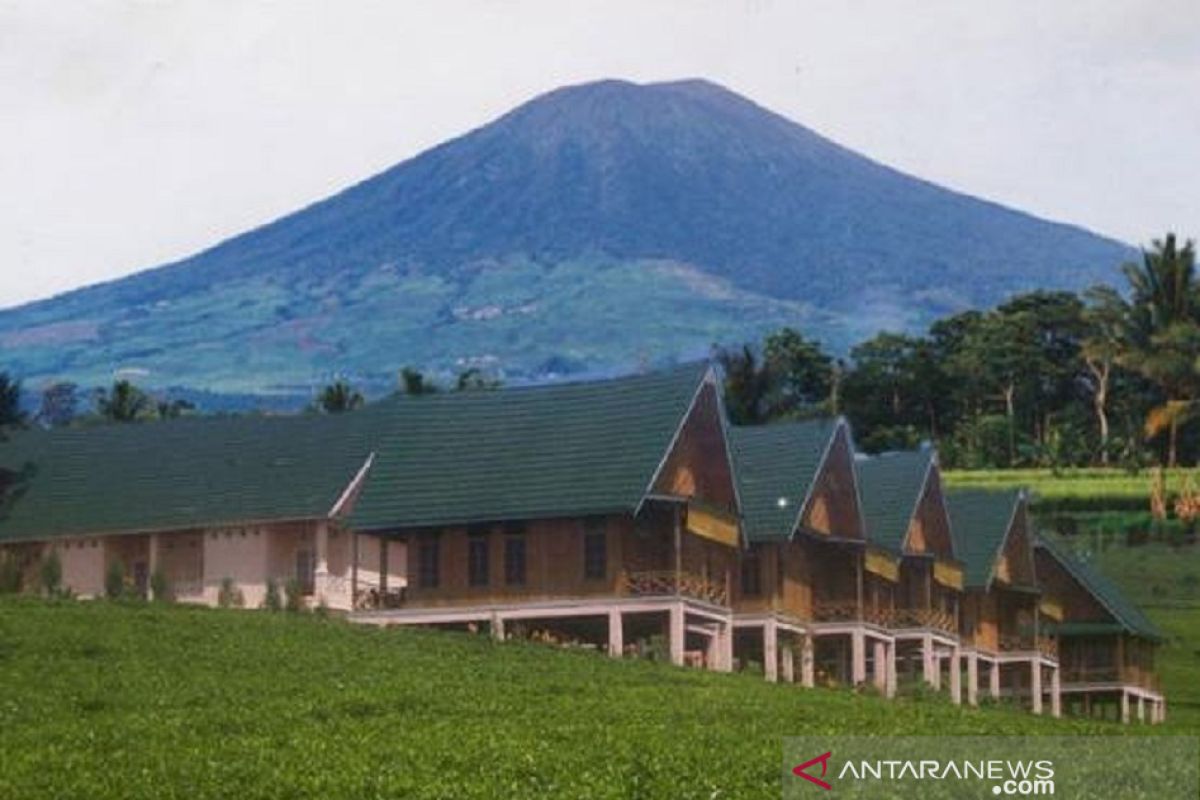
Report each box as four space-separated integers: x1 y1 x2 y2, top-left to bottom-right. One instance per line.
468 528 490 587
504 535 526 586
418 536 440 589
740 548 762 597
583 519 607 580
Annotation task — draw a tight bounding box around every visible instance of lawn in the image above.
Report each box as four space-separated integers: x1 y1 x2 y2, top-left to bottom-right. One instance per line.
0 598 1155 800
943 467 1186 511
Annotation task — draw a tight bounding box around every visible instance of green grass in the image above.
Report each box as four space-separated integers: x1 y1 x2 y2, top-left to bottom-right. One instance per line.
943 467 1190 513
0 598 1153 800
1146 607 1200 731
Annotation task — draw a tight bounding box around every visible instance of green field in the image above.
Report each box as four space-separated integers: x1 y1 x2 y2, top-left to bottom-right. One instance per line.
0 598 1169 800
943 467 1193 509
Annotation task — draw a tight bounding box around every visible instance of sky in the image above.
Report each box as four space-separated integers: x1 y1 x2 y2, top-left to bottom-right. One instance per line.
1 0 1197 309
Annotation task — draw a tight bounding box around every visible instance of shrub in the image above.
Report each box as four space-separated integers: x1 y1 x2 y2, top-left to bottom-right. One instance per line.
284 578 305 613
263 579 282 612
0 554 22 594
39 550 61 597
150 569 172 603
104 560 126 600
217 577 244 609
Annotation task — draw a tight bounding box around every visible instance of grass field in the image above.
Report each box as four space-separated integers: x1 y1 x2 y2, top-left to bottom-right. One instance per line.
0 597 1168 800
942 467 1192 510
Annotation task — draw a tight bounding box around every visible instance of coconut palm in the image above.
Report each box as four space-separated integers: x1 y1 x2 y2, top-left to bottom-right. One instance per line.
317 380 364 413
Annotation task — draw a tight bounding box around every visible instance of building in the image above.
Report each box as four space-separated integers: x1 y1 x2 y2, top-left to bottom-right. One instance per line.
1035 535 1166 723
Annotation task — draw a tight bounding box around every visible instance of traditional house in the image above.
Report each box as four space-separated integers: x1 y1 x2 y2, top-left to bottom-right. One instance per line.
0 411 375 608
346 364 743 671
1034 536 1165 723
857 449 964 702
947 489 1061 715
729 419 898 693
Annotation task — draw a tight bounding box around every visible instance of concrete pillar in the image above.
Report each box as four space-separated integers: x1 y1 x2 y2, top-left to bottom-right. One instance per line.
490 613 505 641
781 638 795 683
989 661 1001 700
885 641 898 699
1051 667 1061 718
922 633 936 687
763 618 778 682
147 533 161 600
1120 691 1130 724
669 604 685 667
608 608 623 658
851 628 866 685
950 647 962 705
801 635 815 688
314 522 329 601
1137 695 1146 723
873 639 887 692
1031 661 1043 715
717 620 734 672
967 652 979 706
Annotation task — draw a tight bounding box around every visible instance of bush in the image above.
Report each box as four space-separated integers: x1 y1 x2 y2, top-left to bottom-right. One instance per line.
39 550 62 597
284 578 305 613
0 554 22 594
150 569 171 603
104 560 126 600
263 579 282 612
217 577 244 609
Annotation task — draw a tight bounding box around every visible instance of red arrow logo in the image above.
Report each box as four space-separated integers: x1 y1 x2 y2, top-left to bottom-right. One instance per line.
792 751 833 790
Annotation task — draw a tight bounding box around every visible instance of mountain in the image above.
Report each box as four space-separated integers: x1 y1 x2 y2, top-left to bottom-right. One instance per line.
0 79 1132 400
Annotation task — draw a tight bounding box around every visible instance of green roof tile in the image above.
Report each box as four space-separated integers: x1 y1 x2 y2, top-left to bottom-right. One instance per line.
946 488 1023 588
728 419 840 543
856 450 933 554
0 411 375 542
348 363 711 531
1036 535 1164 642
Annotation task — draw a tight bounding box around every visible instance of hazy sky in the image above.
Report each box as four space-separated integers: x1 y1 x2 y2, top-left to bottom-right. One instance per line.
2 0 1197 309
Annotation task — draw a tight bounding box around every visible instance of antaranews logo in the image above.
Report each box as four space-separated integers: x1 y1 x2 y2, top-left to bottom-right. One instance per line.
789 751 1055 796
791 752 832 790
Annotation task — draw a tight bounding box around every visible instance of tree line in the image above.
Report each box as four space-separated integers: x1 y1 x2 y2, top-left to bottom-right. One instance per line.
719 233 1198 469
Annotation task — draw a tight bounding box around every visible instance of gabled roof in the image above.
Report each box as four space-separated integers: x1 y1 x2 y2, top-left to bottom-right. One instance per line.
0 411 375 542
856 449 934 554
727 418 841 543
349 363 713 531
1036 535 1164 642
946 488 1023 589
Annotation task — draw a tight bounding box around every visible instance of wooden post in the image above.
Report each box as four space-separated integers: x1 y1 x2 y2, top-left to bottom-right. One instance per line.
490 612 505 641
885 641 897 698
990 661 1001 700
1051 666 1061 718
608 608 623 658
855 551 864 619
950 646 962 705
922 633 935 686
801 635 815 688
669 603 685 666
351 531 359 608
379 537 388 594
1137 695 1146 723
147 533 160 600
673 505 683 596
1120 690 1130 724
717 620 734 673
780 637 795 683
763 618 778 682
314 522 329 602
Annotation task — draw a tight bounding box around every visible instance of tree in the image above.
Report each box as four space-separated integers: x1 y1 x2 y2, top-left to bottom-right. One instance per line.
37 382 78 428
95 380 151 423
316 380 364 413
400 367 438 396
1120 234 1200 466
156 398 195 420
762 328 833 418
716 345 772 425
0 372 25 431
1081 286 1131 463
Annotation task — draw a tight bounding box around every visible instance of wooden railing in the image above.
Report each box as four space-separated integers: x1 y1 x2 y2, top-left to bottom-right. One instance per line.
999 634 1059 659
1062 665 1162 691
811 601 863 623
877 608 957 634
620 570 728 606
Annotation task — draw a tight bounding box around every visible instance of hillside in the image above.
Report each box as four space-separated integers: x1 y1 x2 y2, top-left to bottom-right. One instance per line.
0 599 1136 799
0 79 1131 398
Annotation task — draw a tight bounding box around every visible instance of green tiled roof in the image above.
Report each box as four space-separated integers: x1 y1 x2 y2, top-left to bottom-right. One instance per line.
349 363 711 531
946 488 1022 588
0 411 375 542
856 450 933 554
1036 535 1164 642
728 419 840 543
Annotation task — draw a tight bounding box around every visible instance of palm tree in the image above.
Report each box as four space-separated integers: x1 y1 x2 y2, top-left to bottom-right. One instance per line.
317 380 364 413
96 380 151 423
1120 234 1200 466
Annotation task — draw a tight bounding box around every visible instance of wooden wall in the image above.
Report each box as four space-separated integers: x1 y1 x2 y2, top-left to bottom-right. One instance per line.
802 428 863 539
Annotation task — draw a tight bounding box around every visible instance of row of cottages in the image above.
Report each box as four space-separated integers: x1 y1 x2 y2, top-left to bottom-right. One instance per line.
0 363 1165 722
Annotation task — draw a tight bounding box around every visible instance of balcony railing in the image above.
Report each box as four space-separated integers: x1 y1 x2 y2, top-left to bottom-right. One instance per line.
811 603 957 634
999 633 1058 659
620 570 728 606
1062 666 1162 692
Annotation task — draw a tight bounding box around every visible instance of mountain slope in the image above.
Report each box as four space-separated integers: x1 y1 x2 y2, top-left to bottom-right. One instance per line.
0 79 1132 398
